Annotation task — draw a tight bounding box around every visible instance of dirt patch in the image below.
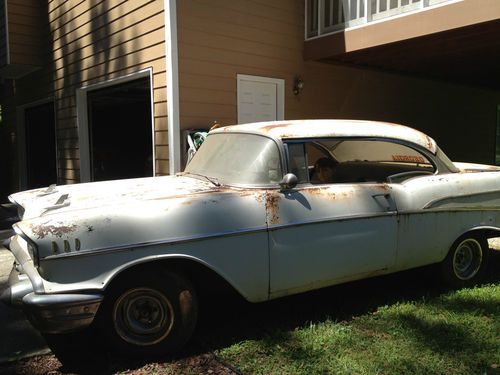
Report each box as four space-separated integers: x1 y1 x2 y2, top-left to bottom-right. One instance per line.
0 352 240 375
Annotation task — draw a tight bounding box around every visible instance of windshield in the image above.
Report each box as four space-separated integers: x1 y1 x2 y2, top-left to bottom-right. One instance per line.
185 133 282 185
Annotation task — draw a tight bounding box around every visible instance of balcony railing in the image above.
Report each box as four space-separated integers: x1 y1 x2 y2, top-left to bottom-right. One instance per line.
306 0 452 39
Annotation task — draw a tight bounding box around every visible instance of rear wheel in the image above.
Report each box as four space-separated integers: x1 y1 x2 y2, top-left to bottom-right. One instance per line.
441 234 489 288
99 268 198 356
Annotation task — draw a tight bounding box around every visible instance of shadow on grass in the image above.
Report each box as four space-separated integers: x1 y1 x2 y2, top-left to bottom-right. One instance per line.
395 312 496 355
3 251 499 374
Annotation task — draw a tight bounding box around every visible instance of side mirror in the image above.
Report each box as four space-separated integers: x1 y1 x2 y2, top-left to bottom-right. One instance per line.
279 173 298 191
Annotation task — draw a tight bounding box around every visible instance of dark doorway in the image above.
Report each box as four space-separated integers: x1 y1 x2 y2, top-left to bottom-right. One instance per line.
87 76 153 181
24 102 57 189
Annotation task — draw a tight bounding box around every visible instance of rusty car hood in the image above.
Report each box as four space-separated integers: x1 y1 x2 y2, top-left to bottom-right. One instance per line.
10 175 268 262
9 175 217 220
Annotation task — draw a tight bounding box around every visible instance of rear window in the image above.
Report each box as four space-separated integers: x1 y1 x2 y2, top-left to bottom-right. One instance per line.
286 139 435 184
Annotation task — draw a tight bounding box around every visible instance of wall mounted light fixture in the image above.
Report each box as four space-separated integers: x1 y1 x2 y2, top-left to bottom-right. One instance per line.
293 76 304 95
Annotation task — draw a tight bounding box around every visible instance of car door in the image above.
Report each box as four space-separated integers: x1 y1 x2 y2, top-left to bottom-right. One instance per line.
268 139 399 298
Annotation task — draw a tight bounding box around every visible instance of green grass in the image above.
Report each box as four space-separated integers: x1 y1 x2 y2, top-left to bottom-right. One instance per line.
217 284 500 375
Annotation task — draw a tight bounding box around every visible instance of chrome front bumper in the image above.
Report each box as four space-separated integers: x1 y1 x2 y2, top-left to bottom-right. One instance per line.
1 235 104 334
22 291 103 334
1 266 103 333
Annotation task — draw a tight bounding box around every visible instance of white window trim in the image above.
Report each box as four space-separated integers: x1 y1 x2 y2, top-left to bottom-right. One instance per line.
236 74 285 124
16 98 57 190
164 0 181 174
76 68 155 183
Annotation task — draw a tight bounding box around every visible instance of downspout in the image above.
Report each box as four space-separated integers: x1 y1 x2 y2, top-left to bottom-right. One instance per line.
164 0 181 174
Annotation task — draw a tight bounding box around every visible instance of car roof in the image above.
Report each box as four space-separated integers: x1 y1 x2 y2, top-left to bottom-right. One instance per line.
212 119 438 154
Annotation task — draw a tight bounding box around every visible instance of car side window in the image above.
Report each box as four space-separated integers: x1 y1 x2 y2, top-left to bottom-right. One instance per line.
287 143 308 183
286 139 435 184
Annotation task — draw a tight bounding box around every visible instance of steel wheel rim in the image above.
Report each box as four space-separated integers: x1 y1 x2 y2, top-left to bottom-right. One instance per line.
452 239 483 281
113 288 174 346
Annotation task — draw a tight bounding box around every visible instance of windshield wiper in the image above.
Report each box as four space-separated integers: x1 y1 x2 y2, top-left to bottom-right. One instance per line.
183 172 221 187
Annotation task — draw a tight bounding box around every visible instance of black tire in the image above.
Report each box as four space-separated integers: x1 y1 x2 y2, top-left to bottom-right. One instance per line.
441 234 489 288
98 267 197 357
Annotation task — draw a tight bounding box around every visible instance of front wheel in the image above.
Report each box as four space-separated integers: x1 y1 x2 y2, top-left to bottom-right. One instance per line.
441 234 489 288
99 268 198 356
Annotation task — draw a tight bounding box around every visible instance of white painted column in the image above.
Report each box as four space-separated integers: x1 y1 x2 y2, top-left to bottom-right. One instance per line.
164 0 181 174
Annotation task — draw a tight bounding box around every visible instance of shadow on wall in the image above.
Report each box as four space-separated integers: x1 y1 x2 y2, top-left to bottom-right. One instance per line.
49 2 139 184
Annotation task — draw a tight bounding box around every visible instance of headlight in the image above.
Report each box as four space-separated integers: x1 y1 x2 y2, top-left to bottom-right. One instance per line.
12 225 39 267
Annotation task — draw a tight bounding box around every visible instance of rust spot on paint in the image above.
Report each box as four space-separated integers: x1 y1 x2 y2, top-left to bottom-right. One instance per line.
254 193 264 204
374 184 391 193
425 135 434 151
234 191 254 198
150 189 217 201
266 192 280 225
459 165 500 173
308 188 337 200
233 190 266 204
258 122 293 134
30 222 78 239
341 192 349 199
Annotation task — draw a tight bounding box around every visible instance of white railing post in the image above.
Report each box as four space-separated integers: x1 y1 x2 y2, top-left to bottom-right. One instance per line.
343 0 349 24
329 0 334 28
305 0 455 40
318 0 322 35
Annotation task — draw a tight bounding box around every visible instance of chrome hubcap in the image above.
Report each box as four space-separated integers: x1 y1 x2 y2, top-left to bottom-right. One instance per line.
453 239 482 281
113 288 174 346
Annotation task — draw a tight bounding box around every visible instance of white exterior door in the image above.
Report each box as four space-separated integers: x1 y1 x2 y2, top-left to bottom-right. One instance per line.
237 75 284 124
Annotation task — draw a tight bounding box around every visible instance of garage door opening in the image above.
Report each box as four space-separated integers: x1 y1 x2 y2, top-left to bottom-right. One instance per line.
87 76 154 181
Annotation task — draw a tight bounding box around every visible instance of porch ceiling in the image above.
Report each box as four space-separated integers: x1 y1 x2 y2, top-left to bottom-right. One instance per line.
308 19 500 90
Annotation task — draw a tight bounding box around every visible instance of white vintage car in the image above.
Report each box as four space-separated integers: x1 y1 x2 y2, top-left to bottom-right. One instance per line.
2 120 499 356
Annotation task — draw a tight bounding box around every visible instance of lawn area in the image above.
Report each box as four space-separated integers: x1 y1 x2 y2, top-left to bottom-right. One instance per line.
218 284 500 375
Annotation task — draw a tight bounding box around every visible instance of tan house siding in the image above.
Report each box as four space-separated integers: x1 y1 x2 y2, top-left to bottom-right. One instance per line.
47 0 168 183
0 1 8 67
177 0 304 129
178 0 500 164
5 0 46 67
